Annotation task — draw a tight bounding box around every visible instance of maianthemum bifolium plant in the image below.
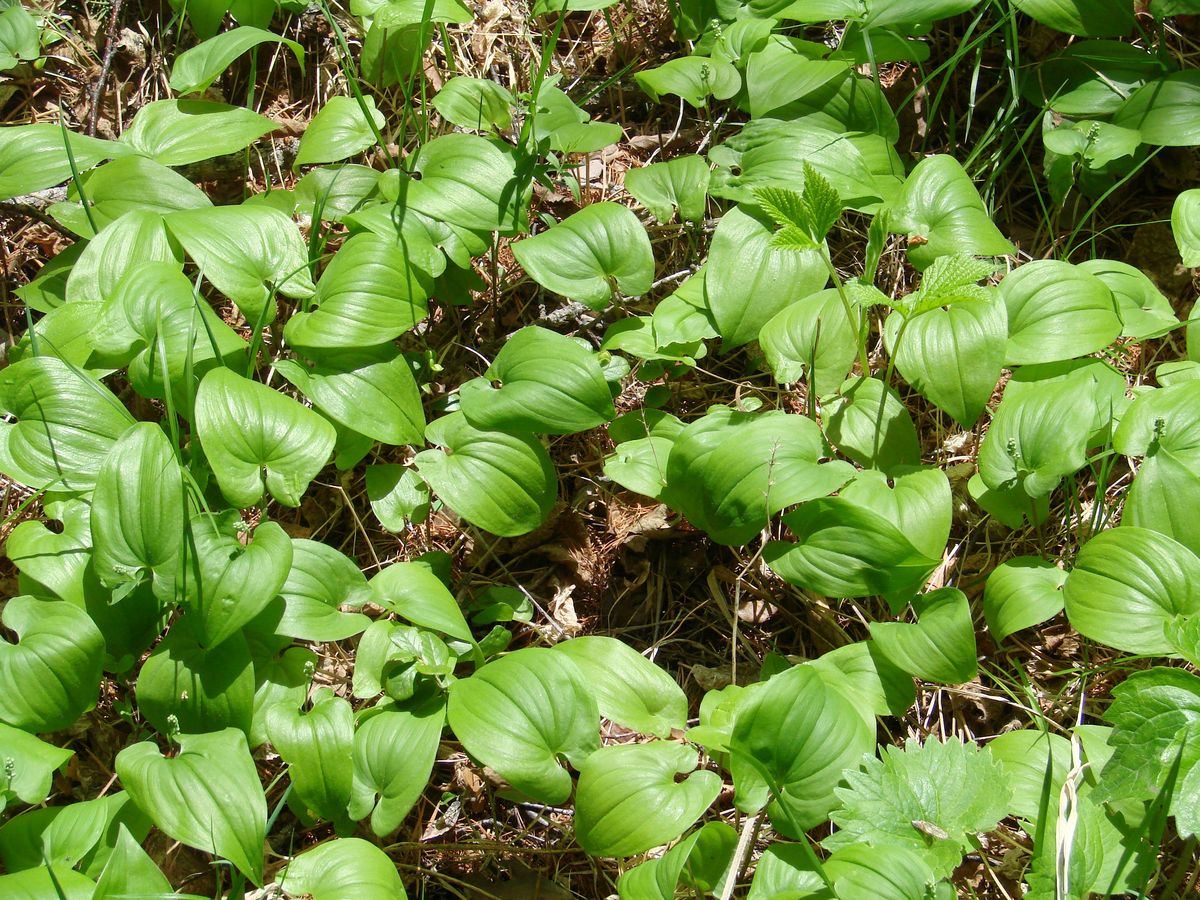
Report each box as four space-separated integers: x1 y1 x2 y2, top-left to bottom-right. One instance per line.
3 0 1200 896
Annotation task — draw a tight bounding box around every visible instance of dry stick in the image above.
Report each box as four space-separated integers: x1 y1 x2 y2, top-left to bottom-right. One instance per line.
86 0 127 136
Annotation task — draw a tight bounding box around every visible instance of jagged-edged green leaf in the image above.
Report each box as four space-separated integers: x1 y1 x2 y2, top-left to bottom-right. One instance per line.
279 837 408 899
120 100 275 166
760 288 859 392
635 56 741 108
0 123 129 201
166 204 315 321
704 205 827 349
0 597 103 732
170 26 303 95
296 96 384 167
350 698 445 837
625 155 710 223
370 559 471 642
285 232 432 348
729 664 874 836
575 742 721 857
662 406 854 545
90 423 183 599
459 326 614 434
999 260 1120 365
1114 71 1200 145
274 539 371 641
0 725 73 811
823 376 921 474
413 412 556 537
512 202 653 310
432 75 515 131
447 647 599 803
136 627 255 737
116 728 267 885
276 344 424 446
983 556 1066 642
1064 526 1200 654
195 367 336 509
554 636 688 737
0 356 134 491
826 736 1010 878
870 588 978 684
888 155 1014 271
266 688 353 825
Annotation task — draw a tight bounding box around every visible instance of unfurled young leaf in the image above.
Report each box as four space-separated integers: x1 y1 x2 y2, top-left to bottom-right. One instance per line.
279 837 408 899
906 253 997 314
755 163 843 248
296 96 385 167
116 729 267 886
826 736 1011 877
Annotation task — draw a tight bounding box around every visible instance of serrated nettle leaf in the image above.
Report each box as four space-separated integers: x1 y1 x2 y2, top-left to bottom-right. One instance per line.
1078 258 1179 339
432 75 515 131
999 260 1121 365
729 663 874 836
170 26 303 95
512 202 653 310
976 374 1095 498
370 559 472 643
117 728 267 885
1173 188 1200 267
265 689 354 826
167 204 315 322
285 231 433 349
765 497 938 602
273 539 371 641
459 325 615 434
0 596 104 733
1064 526 1200 654
447 647 599 804
826 736 1010 878
823 376 921 475
619 821 738 900
885 290 1007 427
1114 71 1200 146
575 742 721 857
0 724 73 811
195 367 336 509
136 626 255 737
983 556 1066 642
296 95 385 167
870 587 978 684
888 154 1014 271
90 423 183 600
554 636 688 737
120 100 275 166
349 697 444 837
704 205 828 349
279 837 408 899
756 163 842 245
662 405 855 545
413 412 557 537
635 56 741 108
0 123 130 201
178 513 293 651
0 356 134 491
48 155 211 237
277 344 425 446
625 155 710 224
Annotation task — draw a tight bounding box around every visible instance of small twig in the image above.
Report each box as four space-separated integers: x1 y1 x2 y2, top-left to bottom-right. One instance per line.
86 0 127 136
719 811 761 900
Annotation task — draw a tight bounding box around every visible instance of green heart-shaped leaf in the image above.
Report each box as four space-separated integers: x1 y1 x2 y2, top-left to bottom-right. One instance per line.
823 376 921 474
760 288 860 393
278 837 408 899
459 326 615 434
136 626 255 737
432 76 515 131
447 647 599 804
170 27 303 95
999 260 1120 365
512 202 654 310
635 56 742 108
195 367 336 509
0 123 129 201
625 155 710 223
370 560 472 643
0 724 73 810
870 588 978 684
575 742 721 857
0 597 104 732
296 96 384 167
119 100 275 166
983 556 1066 642
274 540 371 641
116 728 267 885
1114 71 1200 145
266 688 354 825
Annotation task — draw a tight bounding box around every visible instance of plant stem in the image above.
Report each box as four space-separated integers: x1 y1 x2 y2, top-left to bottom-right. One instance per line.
821 248 869 375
